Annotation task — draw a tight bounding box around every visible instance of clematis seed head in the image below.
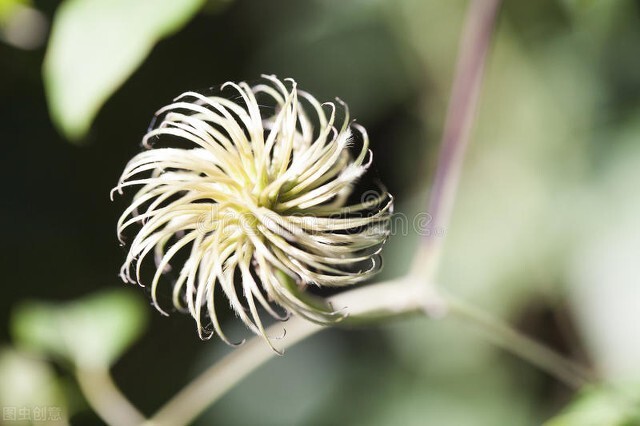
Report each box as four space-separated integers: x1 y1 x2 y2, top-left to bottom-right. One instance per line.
113 75 393 349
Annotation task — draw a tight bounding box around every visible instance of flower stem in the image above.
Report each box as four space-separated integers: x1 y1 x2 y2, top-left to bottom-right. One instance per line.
145 279 593 425
145 318 322 426
145 279 423 426
412 0 502 277
75 367 146 426
445 294 594 389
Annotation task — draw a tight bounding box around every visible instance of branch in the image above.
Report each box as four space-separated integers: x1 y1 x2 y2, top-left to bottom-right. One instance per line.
146 279 423 426
145 279 592 426
76 367 146 426
145 318 320 426
412 0 502 277
445 294 594 389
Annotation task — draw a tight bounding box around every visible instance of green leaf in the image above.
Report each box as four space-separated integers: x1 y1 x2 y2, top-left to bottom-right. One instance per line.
11 289 148 369
43 0 205 142
545 384 640 426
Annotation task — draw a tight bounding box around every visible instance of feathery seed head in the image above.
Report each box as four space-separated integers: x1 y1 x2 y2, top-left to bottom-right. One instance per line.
113 75 393 349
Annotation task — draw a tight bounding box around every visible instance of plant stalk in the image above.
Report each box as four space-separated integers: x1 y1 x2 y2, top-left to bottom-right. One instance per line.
412 0 502 277
445 294 594 389
146 279 423 426
76 367 146 426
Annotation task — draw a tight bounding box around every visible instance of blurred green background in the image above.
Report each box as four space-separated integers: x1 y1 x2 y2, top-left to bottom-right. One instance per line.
1 0 640 424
